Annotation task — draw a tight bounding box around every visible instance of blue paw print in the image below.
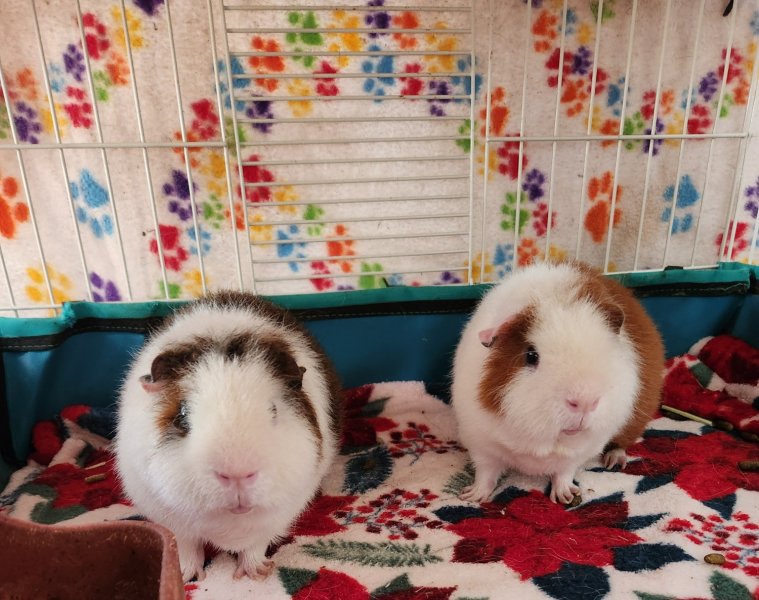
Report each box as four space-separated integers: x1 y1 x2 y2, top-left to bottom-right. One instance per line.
362 45 395 100
661 174 701 234
276 225 307 272
607 77 626 117
493 243 515 279
560 8 577 35
48 63 67 93
450 57 483 100
217 57 249 113
186 225 212 256
70 169 113 238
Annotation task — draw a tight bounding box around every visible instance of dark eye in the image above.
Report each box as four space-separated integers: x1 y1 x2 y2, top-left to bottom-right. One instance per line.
270 403 278 420
173 401 190 434
525 345 539 367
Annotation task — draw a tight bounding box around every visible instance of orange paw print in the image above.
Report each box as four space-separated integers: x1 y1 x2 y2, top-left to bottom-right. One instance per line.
479 87 510 138
517 238 540 267
393 11 420 49
424 22 458 73
532 10 559 53
0 174 30 239
561 78 588 117
584 171 622 244
249 37 286 92
8 68 39 103
327 224 356 273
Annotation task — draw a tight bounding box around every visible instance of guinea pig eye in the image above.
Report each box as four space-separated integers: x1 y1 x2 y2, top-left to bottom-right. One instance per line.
173 401 190 434
269 403 278 420
525 345 540 367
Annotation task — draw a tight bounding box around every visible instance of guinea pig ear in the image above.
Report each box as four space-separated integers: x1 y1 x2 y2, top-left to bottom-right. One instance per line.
258 338 306 390
600 301 625 334
144 347 202 393
478 328 497 348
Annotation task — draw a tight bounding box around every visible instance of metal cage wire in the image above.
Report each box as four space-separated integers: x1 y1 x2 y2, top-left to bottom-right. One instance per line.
0 0 757 316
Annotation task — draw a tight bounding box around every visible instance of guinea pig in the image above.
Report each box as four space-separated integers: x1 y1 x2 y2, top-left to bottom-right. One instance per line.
451 260 664 504
114 291 342 582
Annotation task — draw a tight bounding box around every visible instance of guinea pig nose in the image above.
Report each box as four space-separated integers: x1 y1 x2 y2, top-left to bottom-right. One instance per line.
214 470 258 486
566 398 600 413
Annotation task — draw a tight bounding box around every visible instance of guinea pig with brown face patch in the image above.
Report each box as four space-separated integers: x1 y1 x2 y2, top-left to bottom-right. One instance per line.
114 291 342 583
451 261 664 504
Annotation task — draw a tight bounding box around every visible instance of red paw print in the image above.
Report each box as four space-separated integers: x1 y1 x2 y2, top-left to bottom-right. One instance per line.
315 61 339 97
400 63 424 96
82 13 110 60
310 260 334 291
64 86 93 128
150 224 189 272
0 174 30 239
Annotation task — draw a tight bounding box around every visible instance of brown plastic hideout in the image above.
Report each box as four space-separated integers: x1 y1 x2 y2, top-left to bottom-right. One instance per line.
0 516 183 599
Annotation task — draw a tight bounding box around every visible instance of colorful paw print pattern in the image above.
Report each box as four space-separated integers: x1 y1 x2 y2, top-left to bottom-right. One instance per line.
70 170 114 239
0 173 30 240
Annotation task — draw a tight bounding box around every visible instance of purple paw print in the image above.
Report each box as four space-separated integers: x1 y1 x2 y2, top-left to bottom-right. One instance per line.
245 98 274 133
699 71 719 102
89 272 121 302
13 102 42 144
745 176 759 219
436 271 463 285
163 169 198 221
365 0 390 38
643 118 665 156
133 0 164 16
572 46 592 76
428 80 453 116
63 44 86 83
522 169 546 202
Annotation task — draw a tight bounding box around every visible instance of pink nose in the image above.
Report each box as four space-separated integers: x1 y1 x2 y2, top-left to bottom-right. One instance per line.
214 470 257 486
566 397 599 413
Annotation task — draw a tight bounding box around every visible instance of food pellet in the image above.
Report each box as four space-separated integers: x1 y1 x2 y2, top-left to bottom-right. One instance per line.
738 461 759 472
704 553 726 565
567 494 582 508
85 473 107 484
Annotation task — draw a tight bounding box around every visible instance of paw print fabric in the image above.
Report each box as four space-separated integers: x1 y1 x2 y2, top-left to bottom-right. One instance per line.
0 0 758 308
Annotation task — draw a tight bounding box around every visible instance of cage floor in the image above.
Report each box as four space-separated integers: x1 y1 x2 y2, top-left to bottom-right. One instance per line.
3 347 759 599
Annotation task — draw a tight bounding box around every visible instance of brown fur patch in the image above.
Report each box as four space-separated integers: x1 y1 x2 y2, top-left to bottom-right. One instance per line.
152 338 213 435
478 307 536 414
572 262 665 448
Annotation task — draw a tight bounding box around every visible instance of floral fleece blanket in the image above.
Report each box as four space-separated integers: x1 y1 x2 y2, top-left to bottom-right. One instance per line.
2 337 759 599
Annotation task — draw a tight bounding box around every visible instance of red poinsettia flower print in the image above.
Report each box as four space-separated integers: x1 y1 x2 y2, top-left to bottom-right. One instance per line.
626 431 759 501
448 491 640 579
293 568 369 600
341 385 399 450
291 494 357 537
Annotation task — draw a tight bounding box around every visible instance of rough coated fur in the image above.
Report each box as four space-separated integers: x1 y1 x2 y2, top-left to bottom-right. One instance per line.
451 261 664 504
114 291 342 582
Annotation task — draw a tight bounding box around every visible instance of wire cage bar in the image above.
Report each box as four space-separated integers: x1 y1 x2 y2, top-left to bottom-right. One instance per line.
0 0 756 315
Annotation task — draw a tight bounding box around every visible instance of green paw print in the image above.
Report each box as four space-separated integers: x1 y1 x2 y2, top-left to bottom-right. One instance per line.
158 281 182 299
456 119 472 153
359 262 387 290
717 94 734 118
590 0 616 22
286 11 323 68
224 117 246 154
500 192 530 234
93 71 112 102
303 204 325 236
0 105 10 140
202 195 226 230
623 111 645 150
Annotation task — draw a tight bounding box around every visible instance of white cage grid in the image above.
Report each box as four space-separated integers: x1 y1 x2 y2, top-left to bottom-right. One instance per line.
0 0 757 316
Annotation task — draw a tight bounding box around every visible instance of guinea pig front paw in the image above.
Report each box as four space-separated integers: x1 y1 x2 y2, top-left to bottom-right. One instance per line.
177 539 206 583
234 551 275 581
549 477 580 505
459 483 493 503
602 447 628 470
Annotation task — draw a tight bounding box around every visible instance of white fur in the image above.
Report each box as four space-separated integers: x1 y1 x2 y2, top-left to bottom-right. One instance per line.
114 301 338 581
451 262 640 503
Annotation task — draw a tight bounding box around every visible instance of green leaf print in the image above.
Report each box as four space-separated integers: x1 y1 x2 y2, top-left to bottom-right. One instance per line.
500 192 530 234
443 462 475 495
359 262 387 289
301 540 443 568
278 567 318 596
710 571 752 600
372 574 413 596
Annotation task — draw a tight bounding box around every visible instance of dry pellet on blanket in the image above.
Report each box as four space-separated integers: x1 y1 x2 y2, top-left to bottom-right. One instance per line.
84 473 107 484
738 461 759 472
704 553 726 565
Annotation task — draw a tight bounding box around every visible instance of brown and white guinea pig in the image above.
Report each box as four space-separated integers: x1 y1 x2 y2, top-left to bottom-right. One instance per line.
451 260 664 504
114 291 342 582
